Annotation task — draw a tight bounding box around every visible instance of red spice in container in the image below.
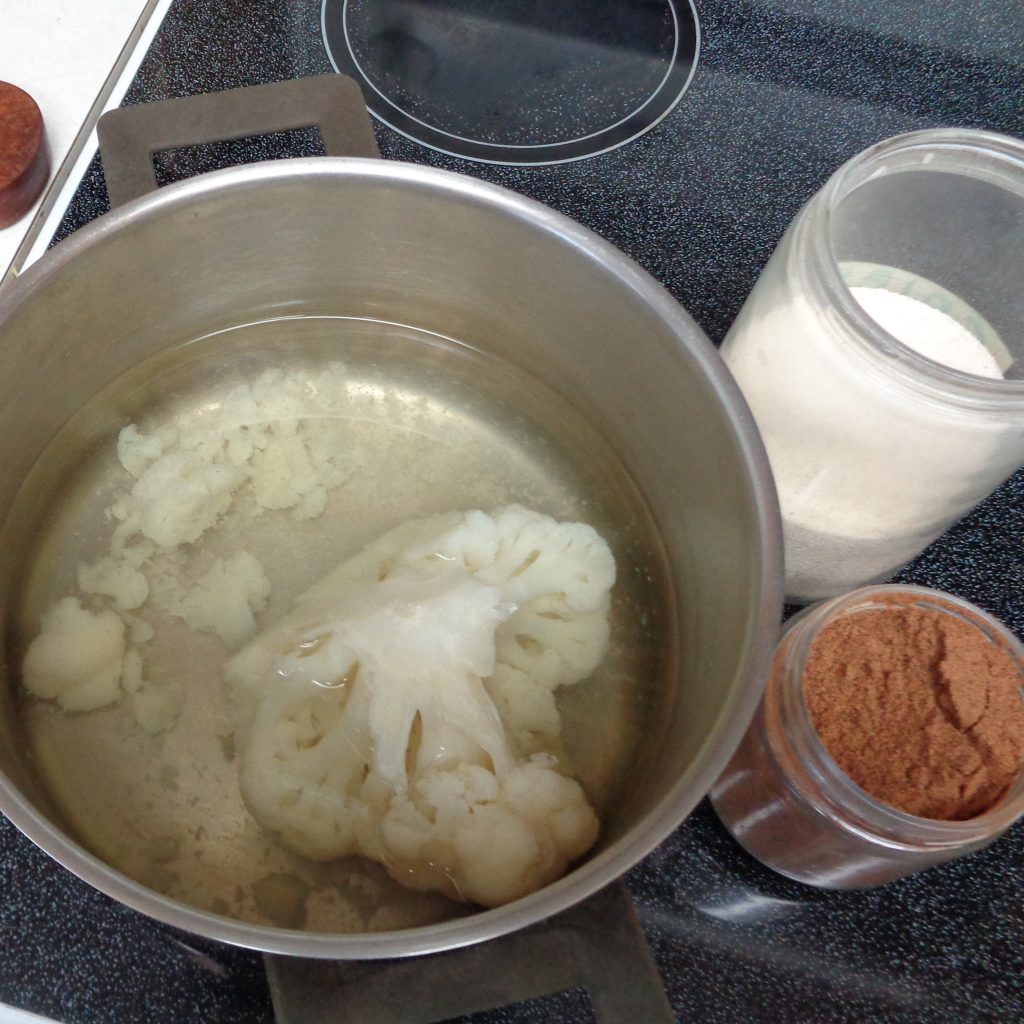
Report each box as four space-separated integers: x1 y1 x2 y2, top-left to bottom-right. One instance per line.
710 585 1024 889
803 595 1024 821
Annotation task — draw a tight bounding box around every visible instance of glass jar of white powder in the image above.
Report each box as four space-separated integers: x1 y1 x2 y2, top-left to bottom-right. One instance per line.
722 128 1024 602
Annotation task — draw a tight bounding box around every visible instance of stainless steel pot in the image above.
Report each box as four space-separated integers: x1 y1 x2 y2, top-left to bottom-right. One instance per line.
0 77 781 960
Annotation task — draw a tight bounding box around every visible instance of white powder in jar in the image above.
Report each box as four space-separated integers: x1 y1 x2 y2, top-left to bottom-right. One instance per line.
723 281 1010 601
850 287 1002 378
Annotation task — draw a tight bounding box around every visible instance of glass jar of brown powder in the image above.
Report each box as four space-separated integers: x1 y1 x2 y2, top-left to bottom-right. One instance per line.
710 584 1024 889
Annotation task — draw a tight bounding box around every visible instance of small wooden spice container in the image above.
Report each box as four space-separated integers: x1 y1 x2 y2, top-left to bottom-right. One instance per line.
710 584 1024 889
0 81 48 229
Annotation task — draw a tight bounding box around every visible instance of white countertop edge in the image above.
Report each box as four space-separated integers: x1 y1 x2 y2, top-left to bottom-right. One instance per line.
0 1003 60 1024
2 0 175 283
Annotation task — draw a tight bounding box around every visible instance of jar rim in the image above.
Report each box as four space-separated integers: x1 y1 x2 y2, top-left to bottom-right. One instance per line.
802 127 1024 409
772 583 1024 849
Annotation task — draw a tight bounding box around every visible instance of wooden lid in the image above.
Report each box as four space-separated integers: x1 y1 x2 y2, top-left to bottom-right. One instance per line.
0 81 49 230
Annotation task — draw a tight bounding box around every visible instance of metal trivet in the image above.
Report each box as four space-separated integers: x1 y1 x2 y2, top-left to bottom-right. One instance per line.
266 883 673 1024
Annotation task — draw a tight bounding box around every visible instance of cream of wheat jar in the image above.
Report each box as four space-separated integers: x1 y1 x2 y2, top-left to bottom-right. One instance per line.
721 128 1024 603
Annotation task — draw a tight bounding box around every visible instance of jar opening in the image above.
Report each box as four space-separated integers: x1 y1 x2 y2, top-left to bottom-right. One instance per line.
801 128 1024 408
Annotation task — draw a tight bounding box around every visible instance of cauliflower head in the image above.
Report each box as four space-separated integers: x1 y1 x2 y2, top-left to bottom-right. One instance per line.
224 505 615 907
22 597 126 712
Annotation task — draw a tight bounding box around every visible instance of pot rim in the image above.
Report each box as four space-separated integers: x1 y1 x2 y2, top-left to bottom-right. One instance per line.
0 157 783 958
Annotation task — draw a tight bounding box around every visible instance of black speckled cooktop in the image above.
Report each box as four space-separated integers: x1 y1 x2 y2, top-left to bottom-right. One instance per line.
5 1 1024 1022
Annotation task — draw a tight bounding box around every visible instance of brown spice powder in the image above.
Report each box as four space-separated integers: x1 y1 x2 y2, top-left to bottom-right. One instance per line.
802 597 1024 820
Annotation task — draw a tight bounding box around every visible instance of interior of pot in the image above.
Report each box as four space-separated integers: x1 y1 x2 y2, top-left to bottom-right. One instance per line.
0 159 781 955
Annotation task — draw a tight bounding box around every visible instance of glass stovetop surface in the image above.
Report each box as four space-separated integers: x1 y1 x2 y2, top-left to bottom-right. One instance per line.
3 2 1024 1022
320 0 699 163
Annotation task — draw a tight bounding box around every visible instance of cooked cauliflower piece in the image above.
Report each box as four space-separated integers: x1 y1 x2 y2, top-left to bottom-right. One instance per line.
110 363 357 552
225 505 615 907
22 597 127 712
117 423 168 479
20 364 364 736
131 683 181 736
21 600 179 733
77 556 150 612
167 551 271 649
381 757 600 906
111 452 247 549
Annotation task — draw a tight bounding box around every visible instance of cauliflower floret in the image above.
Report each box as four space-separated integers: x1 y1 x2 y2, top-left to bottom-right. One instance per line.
225 506 615 907
109 364 358 556
408 505 615 613
119 645 180 734
117 423 172 479
289 505 613 748
77 556 150 612
168 551 271 649
21 365 367 735
380 758 599 907
489 591 611 748
111 451 246 548
22 597 126 711
249 434 329 519
131 683 182 736
21 602 179 733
